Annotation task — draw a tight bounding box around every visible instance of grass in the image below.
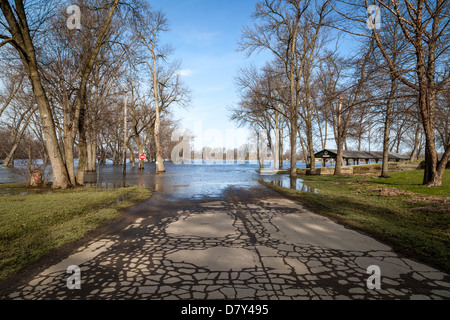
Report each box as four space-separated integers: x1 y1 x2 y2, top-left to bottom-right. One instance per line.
0 184 152 281
371 170 450 197
260 169 450 273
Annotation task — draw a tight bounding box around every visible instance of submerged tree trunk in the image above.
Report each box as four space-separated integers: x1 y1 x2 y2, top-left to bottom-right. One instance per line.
3 146 16 168
274 114 280 171
289 116 298 177
86 137 97 172
257 132 264 170
138 144 145 170
153 96 165 173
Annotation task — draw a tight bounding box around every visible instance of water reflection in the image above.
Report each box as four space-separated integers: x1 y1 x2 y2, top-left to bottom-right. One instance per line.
82 162 264 200
262 174 318 193
290 177 297 190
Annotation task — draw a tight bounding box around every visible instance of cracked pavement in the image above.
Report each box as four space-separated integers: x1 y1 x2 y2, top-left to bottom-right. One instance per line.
2 185 449 300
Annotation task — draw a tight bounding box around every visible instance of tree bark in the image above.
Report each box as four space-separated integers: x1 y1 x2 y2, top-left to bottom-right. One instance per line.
410 123 421 161
3 145 17 168
274 113 280 171
76 106 88 185
306 119 315 175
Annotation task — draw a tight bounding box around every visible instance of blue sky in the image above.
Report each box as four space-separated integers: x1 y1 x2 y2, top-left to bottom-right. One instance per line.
151 0 269 149
149 1 360 152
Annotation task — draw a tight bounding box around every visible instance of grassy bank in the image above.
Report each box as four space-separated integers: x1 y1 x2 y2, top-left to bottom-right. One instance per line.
261 169 450 273
0 184 152 281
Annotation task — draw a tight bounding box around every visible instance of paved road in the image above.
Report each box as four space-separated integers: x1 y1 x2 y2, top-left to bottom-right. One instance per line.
2 185 449 300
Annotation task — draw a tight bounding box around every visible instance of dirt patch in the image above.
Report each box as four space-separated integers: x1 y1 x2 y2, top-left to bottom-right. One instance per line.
408 196 450 214
351 185 449 214
369 187 412 197
330 180 370 186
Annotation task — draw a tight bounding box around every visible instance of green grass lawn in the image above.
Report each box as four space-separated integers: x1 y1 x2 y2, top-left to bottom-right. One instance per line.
261 169 450 273
0 184 152 281
371 170 450 197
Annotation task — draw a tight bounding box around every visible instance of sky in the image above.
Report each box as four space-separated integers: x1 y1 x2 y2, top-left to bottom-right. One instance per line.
150 0 270 150
148 1 361 152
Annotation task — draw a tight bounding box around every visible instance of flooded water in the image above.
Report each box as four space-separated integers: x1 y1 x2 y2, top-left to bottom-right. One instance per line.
0 160 317 199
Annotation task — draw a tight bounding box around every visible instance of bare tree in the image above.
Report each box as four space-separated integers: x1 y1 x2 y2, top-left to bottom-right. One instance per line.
0 0 71 188
132 7 170 173
239 0 313 178
330 0 450 185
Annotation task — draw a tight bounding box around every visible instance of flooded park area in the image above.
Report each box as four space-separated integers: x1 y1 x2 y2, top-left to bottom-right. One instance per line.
0 160 317 198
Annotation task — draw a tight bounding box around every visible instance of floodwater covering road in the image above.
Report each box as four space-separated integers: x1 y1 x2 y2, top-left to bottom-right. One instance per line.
1 161 449 300
0 161 313 197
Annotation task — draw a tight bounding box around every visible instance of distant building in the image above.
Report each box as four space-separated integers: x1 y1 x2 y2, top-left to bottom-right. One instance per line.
314 149 409 166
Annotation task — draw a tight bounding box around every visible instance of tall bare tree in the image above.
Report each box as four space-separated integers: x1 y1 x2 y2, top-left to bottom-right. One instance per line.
132 7 170 173
239 0 313 178
0 0 71 188
331 0 450 186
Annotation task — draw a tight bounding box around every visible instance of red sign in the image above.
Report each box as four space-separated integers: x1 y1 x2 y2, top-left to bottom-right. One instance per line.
97 152 101 161
139 154 146 161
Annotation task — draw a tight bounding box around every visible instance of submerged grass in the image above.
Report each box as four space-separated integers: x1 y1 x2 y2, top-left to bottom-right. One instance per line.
0 184 152 281
260 169 450 273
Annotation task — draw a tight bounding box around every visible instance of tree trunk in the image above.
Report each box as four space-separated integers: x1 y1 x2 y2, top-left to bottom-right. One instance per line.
410 123 421 161
381 78 396 178
257 131 264 169
76 135 87 185
289 116 298 177
298 129 308 166
63 95 76 185
334 133 345 176
306 119 315 175
138 144 145 170
75 106 87 185
419 87 440 186
31 78 70 188
334 98 344 176
86 137 97 172
3 145 17 168
289 23 298 179
274 114 280 171
152 58 165 173
381 107 391 178
279 127 283 169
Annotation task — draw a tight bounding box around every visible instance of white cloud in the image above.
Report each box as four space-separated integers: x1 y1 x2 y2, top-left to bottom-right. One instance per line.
177 69 195 77
182 31 220 47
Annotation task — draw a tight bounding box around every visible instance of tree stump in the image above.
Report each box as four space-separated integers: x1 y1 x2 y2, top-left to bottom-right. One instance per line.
30 169 43 187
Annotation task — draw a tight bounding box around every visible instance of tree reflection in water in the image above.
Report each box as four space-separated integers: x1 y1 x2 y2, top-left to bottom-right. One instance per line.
266 175 318 193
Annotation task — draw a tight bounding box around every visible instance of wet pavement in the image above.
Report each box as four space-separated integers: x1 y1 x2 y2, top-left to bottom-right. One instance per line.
1 177 449 300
